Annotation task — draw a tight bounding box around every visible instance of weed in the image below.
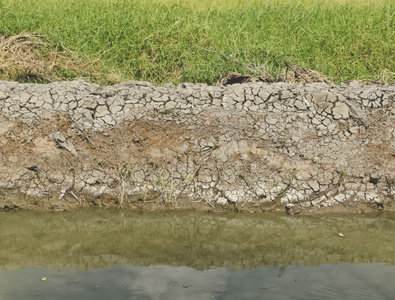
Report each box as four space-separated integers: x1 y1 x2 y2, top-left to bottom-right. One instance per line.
166 108 175 115
115 161 134 207
339 165 349 184
151 163 201 204
277 171 296 198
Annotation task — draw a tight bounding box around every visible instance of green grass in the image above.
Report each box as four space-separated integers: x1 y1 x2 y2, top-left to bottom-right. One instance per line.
0 0 394 84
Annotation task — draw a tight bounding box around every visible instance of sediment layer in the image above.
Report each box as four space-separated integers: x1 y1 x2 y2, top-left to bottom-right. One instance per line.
1 79 394 213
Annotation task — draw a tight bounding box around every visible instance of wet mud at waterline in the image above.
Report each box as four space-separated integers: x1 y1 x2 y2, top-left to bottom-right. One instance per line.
0 80 395 213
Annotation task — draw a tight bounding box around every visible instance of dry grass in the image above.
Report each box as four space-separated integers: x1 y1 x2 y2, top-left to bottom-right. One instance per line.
2 32 333 86
0 32 121 84
216 60 332 85
359 69 395 85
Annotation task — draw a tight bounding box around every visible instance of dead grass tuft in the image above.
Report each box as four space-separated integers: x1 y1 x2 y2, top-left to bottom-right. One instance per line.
355 69 395 85
0 32 121 84
216 58 332 85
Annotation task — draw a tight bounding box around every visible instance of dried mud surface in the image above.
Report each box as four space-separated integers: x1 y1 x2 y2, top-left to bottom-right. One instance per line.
1 80 395 214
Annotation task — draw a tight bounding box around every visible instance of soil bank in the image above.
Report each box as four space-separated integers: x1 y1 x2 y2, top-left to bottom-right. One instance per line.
1 80 395 214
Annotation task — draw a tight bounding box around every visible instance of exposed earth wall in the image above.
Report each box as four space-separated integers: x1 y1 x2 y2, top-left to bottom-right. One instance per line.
1 80 395 213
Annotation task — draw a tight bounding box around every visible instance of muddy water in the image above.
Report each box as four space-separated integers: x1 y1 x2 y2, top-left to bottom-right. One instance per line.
0 210 395 299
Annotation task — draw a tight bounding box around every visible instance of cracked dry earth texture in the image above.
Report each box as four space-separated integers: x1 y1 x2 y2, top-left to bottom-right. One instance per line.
0 79 395 214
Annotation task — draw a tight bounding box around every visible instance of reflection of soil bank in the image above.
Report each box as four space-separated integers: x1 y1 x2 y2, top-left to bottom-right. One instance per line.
1 80 395 213
1 211 395 271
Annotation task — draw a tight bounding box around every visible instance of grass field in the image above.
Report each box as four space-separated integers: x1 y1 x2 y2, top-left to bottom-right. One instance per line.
0 0 394 85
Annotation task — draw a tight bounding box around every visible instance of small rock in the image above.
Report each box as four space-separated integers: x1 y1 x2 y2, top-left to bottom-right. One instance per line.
217 197 228 205
285 203 295 215
48 132 77 155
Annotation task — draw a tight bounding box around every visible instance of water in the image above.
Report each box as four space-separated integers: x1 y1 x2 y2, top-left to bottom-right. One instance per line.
1 210 395 299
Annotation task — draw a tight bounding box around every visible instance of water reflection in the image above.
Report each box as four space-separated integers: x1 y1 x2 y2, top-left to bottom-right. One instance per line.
0 210 395 299
1 263 395 299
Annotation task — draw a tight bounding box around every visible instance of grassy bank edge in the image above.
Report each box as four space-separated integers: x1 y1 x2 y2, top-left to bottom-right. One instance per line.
0 0 394 85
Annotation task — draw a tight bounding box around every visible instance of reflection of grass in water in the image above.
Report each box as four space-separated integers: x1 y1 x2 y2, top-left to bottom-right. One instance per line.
1 211 395 271
1 0 394 84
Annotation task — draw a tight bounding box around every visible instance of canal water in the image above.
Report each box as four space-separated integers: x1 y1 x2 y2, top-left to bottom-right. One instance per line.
0 210 394 299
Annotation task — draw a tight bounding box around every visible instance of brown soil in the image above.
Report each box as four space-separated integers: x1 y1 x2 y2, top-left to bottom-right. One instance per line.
0 112 390 215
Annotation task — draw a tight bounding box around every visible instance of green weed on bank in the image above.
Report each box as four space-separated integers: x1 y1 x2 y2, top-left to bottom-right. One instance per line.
0 0 393 84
